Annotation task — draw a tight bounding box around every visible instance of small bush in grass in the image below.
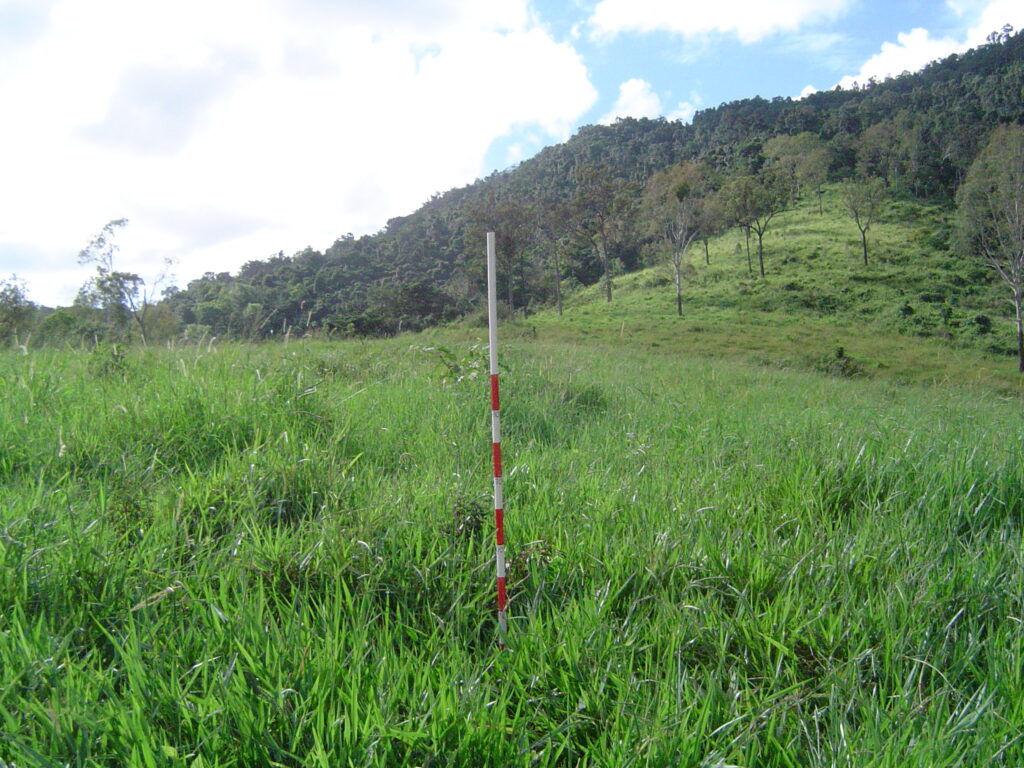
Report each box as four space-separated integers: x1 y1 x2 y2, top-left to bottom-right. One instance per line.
643 273 672 288
561 382 608 413
814 346 866 378
448 493 488 541
418 343 488 386
87 343 130 378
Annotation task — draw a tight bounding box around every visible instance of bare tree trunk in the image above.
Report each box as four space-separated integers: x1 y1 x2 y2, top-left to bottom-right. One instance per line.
518 256 526 315
133 308 149 346
674 257 683 317
126 295 149 346
744 228 752 275
598 236 612 302
861 229 869 266
757 232 765 278
554 250 563 316
703 239 710 265
507 266 514 313
1016 290 1024 373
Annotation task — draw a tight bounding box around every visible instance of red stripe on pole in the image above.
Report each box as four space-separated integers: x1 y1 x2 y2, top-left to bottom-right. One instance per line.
497 576 507 609
492 443 502 478
495 508 505 544
490 374 500 411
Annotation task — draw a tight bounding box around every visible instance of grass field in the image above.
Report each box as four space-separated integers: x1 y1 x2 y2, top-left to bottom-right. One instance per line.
2 336 1022 766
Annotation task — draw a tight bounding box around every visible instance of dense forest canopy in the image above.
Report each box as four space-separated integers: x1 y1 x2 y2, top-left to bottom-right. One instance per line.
5 26 1024 346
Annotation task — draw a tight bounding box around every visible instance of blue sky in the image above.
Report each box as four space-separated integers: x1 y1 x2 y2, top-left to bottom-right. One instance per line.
1 0 1021 306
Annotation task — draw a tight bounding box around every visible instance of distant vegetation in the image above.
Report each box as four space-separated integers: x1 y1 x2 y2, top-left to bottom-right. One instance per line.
4 26 1024 374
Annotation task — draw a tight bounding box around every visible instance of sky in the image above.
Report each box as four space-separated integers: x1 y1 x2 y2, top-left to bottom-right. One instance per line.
1 0 1022 307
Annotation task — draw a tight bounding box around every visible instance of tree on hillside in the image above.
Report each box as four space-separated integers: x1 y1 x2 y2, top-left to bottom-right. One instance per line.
696 192 726 264
0 276 35 346
956 124 1024 371
856 116 912 189
531 197 573 315
841 176 888 266
76 219 174 344
461 190 532 312
721 170 790 278
571 163 637 302
763 132 830 208
643 161 707 316
723 187 755 275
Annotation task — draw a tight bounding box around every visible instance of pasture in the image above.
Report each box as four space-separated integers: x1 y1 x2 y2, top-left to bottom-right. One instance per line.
1 338 1022 766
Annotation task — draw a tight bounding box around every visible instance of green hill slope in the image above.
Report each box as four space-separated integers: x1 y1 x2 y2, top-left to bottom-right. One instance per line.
26 30 1024 366
144 30 1024 345
524 186 1020 389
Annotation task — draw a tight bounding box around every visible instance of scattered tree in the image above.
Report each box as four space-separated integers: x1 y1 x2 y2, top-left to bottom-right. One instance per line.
856 116 912 189
722 171 789 278
644 161 707 316
841 176 888 266
956 124 1024 371
532 197 573 315
0 276 35 346
462 190 532 312
696 192 726 264
76 219 174 344
571 163 637 302
763 132 830 206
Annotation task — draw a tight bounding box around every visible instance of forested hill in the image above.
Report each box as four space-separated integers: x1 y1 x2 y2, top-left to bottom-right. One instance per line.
123 28 1024 340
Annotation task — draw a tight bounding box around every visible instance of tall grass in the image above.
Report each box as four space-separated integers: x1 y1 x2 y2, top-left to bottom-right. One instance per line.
1 338 1022 766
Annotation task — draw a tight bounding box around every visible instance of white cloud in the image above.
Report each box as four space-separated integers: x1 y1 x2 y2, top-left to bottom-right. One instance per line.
598 82 700 125
599 78 663 124
504 143 527 166
668 91 704 123
838 0 1024 90
799 84 818 99
0 0 597 305
945 0 978 15
837 27 960 89
963 0 1024 45
589 0 851 43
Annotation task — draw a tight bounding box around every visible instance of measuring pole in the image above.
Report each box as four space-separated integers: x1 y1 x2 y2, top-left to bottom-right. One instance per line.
486 231 508 646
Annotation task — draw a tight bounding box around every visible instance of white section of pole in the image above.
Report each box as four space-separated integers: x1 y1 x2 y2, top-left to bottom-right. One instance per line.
487 232 499 377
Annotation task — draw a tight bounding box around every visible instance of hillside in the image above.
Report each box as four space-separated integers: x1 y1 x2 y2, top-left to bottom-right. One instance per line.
514 184 1021 388
20 28 1024 373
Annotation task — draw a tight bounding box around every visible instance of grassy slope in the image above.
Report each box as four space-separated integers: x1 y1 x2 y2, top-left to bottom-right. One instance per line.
1 339 1023 766
527 186 1022 390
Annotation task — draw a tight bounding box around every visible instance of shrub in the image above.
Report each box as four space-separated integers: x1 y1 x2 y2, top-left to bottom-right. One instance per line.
972 314 993 334
813 346 865 378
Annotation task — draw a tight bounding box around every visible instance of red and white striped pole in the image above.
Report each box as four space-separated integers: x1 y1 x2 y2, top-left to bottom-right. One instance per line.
486 231 509 646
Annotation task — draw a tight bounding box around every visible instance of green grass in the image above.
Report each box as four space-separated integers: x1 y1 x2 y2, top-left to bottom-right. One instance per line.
2 337 1023 766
